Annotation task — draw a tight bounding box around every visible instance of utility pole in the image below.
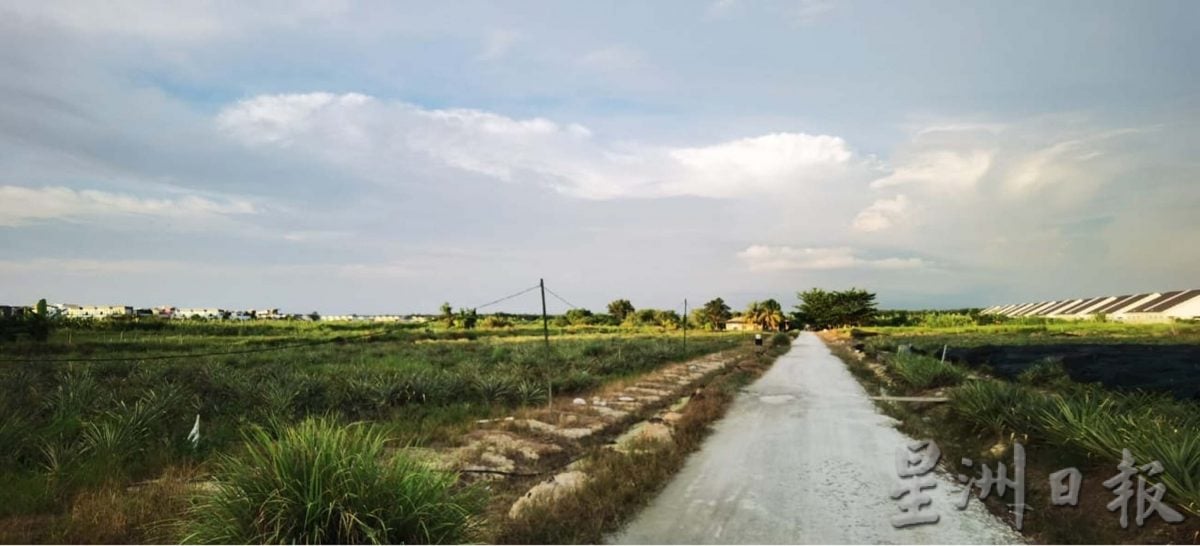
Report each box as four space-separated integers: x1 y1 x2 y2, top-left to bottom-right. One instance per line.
539 278 549 349
539 278 552 412
683 298 688 349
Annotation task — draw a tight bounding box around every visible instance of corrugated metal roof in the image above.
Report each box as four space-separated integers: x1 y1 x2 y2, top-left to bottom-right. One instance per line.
1059 297 1103 315
1006 302 1036 316
1091 294 1139 315
1022 301 1058 316
1143 289 1200 313
1042 300 1081 315
1014 302 1047 316
1127 291 1182 313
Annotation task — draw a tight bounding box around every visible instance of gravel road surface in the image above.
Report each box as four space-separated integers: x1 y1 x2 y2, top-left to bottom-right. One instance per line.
610 332 1023 544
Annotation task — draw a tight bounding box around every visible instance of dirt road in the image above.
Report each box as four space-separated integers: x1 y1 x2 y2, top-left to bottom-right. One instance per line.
609 332 1023 544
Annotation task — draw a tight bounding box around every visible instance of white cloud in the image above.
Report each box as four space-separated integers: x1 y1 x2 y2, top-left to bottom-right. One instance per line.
666 133 854 197
0 186 256 227
870 149 992 190
216 92 863 199
852 194 910 232
737 245 924 271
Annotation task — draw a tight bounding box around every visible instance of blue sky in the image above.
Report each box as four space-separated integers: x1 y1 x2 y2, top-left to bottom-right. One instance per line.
1 0 1197 314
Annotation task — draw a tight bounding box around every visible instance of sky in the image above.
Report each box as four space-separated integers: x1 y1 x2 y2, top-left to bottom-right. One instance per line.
1 0 1198 314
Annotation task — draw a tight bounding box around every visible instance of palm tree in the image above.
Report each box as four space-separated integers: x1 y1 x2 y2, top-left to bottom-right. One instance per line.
746 299 786 331
745 301 766 331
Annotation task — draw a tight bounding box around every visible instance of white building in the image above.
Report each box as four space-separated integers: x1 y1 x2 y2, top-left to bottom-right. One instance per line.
64 305 133 319
724 316 756 331
983 289 1200 322
255 308 284 320
174 308 224 320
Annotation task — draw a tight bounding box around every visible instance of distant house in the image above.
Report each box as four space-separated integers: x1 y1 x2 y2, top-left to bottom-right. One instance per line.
65 305 133 319
724 316 756 331
0 305 31 318
175 308 224 320
255 308 284 320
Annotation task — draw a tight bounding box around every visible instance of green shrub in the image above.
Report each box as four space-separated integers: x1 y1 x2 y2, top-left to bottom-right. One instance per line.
1039 390 1200 515
917 313 976 328
769 332 791 347
948 380 1045 435
888 352 967 390
1016 358 1071 387
183 418 483 544
82 387 182 477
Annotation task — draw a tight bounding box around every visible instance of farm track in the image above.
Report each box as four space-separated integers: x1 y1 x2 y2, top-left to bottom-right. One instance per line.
427 348 742 517
611 333 1022 544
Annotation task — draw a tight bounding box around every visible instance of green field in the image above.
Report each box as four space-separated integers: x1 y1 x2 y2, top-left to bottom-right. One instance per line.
0 319 748 543
853 318 1200 347
828 321 1200 542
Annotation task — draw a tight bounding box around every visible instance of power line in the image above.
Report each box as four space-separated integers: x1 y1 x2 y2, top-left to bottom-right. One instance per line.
473 284 541 310
543 286 580 310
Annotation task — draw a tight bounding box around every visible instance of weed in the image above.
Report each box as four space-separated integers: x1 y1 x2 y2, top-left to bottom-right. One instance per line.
888 352 967 390
183 418 484 544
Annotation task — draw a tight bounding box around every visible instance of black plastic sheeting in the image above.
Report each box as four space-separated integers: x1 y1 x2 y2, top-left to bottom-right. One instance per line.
925 344 1200 401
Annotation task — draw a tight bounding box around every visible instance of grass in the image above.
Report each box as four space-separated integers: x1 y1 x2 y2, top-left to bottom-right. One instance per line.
183 417 484 544
887 351 967 390
854 319 1200 349
947 380 1044 438
825 322 1200 542
947 380 1200 517
0 320 749 543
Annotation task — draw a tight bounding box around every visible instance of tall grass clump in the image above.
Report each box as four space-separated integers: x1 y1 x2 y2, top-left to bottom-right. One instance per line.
1039 390 1200 515
947 379 1046 436
888 352 966 390
769 332 792 347
183 418 483 544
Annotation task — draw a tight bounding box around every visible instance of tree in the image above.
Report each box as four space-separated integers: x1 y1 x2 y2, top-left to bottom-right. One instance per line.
565 308 594 326
699 298 732 331
745 299 785 331
480 315 511 329
793 288 877 329
30 298 50 342
635 308 658 325
654 310 681 330
308 311 320 322
440 302 454 328
458 308 478 329
606 299 635 323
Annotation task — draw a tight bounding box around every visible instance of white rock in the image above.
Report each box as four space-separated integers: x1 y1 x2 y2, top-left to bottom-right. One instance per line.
572 398 587 405
508 471 589 519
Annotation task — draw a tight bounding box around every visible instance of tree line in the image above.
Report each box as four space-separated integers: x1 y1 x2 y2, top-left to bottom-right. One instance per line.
437 291 1020 331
